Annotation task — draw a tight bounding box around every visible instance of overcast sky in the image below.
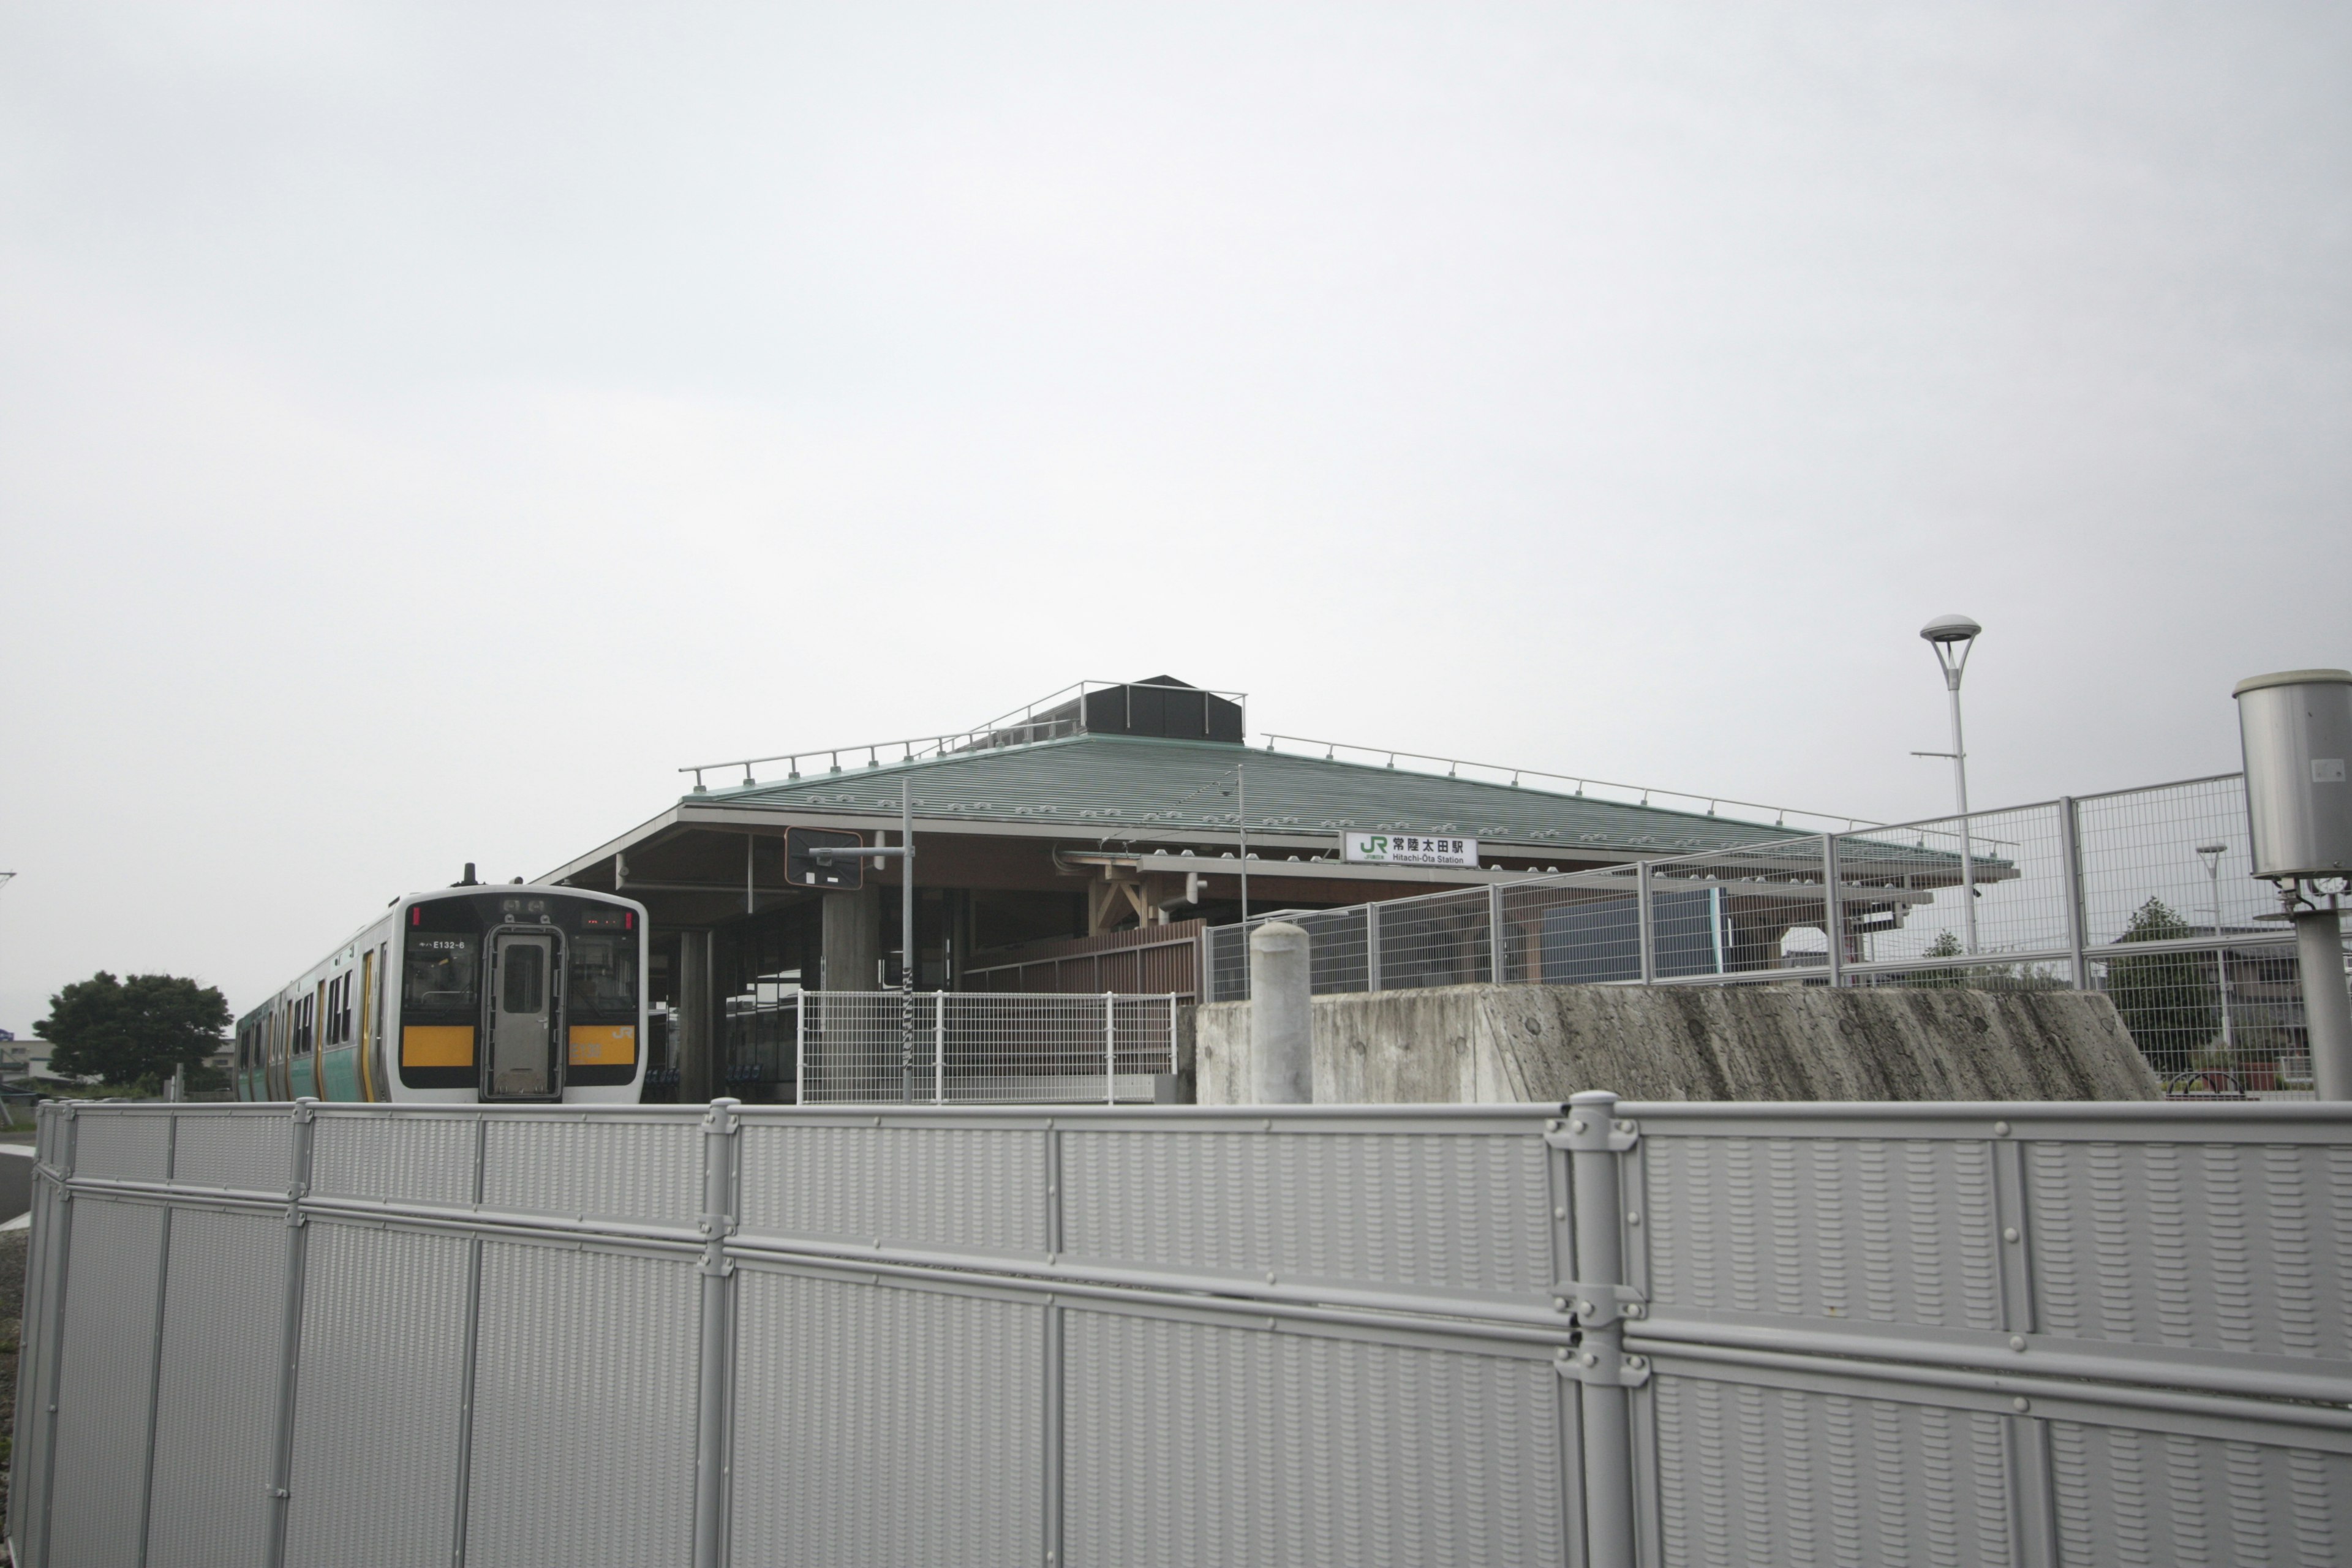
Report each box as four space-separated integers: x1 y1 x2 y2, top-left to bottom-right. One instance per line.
2 2 2346 1030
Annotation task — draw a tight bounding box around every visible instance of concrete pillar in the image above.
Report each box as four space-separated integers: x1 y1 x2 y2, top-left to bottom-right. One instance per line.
1250 921 1312 1103
676 929 716 1103
821 884 883 992
2296 909 2352 1101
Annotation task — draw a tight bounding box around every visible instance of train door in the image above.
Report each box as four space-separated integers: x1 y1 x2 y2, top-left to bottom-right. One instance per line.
484 930 561 1099
358 950 377 1102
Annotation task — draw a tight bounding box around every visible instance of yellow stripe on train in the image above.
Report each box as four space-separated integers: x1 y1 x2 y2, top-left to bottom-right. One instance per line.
568 1024 636 1066
401 1025 474 1068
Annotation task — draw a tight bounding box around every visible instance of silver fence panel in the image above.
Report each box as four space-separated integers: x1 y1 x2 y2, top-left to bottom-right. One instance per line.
463 1240 701 1568
283 1221 474 1568
311 1109 478 1208
2022 1131 2352 1383
1056 1117 1561 1318
146 1205 289 1567
70 1106 172 1182
45 1196 166 1568
2044 1414 2352 1565
1063 1302 1570 1568
735 1117 1047 1261
729 1266 1046 1566
18 1098 2352 1568
8 1170 61 1555
480 1110 703 1230
172 1106 295 1193
1643 1368 2017 1567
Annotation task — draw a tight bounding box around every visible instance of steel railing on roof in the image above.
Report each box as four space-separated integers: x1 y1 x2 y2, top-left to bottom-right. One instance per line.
680 680 1248 791
1257 733 1880 835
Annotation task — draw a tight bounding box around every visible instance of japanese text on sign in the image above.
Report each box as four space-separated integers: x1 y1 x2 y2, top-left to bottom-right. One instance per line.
1343 832 1480 868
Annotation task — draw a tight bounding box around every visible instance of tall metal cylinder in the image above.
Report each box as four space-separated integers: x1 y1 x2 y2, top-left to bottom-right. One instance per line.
1249 921 1313 1103
2235 669 2352 1099
2234 669 2352 879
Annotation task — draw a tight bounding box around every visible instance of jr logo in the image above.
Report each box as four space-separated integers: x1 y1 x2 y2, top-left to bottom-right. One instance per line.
1365 836 1389 856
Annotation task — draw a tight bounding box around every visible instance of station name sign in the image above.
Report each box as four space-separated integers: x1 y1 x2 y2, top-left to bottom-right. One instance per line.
1343 832 1480 868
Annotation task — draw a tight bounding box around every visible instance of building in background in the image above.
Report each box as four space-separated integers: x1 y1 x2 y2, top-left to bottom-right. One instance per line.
541 677 1939 1101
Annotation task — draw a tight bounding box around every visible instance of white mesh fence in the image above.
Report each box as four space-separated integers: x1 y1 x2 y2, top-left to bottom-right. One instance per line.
793 991 1178 1105
1205 772 2345 1099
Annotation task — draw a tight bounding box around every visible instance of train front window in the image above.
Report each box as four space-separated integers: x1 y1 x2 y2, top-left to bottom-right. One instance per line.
567 935 637 1019
404 934 479 1017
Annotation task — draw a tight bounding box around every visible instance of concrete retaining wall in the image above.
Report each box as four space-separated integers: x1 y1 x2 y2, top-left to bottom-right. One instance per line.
1193 982 2161 1104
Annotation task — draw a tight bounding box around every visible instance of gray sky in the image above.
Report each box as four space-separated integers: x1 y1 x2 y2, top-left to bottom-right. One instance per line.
3 2 2346 1031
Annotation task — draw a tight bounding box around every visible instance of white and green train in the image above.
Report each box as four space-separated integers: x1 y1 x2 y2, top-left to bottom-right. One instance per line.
234 876 647 1104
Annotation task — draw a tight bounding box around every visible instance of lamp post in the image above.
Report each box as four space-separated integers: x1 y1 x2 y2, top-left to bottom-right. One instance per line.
2196 842 2234 1056
1916 615 1982 955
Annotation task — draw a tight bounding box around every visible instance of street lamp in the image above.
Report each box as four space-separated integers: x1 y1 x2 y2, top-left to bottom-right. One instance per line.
2196 842 2234 1055
1915 614 1981 954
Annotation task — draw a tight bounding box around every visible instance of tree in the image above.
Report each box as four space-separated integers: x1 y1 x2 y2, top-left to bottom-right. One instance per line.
2104 897 2220 1077
36 971 231 1089
1909 930 1970 989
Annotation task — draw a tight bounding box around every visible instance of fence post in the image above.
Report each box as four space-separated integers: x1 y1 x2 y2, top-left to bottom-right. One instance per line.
2058 796 2089 989
1822 835 1843 988
1104 992 1117 1106
934 993 946 1106
793 995 807 1106
1635 863 1656 984
1565 1090 1638 1568
1168 994 1179 1077
693 1098 741 1568
1366 905 1382 993
265 1098 318 1568
135 1114 181 1568
1488 884 1506 983
28 1103 82 1568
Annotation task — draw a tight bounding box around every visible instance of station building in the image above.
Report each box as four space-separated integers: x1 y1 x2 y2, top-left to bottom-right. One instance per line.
539 677 1880 1098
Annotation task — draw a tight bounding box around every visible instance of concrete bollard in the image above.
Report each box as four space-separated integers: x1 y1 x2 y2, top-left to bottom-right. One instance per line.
1251 921 1313 1103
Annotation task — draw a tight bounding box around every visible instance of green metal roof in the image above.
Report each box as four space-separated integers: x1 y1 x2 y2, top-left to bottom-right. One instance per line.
695 732 1959 868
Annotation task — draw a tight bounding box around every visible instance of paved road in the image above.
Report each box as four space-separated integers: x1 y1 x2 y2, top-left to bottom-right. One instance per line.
0 1150 31 1224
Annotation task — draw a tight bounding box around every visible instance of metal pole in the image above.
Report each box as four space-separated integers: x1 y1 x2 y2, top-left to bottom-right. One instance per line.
1566 1091 1637 1568
1237 764 1248 925
1105 992 1116 1106
793 992 806 1107
934 993 945 1106
692 1098 739 1568
1635 862 1656 985
2203 854 2234 1055
1167 993 1178 1078
1365 903 1381 993
901 777 916 1104
1822 835 1842 988
2296 903 2352 1101
2059 797 2089 989
1488 884 1505 984
1946 680 1980 956
265 1098 318 1568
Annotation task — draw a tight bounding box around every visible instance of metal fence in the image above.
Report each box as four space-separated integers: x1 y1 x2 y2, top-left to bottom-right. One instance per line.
728 990 1178 1104
13 1096 2352 1567
1207 773 2352 1098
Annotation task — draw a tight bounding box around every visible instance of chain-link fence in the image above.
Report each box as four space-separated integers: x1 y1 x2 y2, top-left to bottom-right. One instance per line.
781 991 1178 1104
1206 772 2349 1098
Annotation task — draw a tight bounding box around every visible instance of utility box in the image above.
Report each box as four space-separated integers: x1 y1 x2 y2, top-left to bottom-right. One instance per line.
2234 668 2352 880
